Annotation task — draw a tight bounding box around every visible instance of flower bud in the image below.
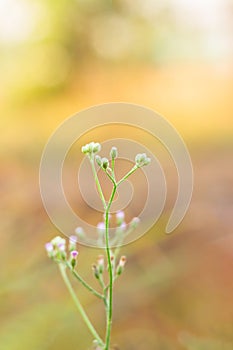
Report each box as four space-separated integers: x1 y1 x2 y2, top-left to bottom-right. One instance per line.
57 242 66 260
95 155 102 167
116 256 127 276
135 153 151 167
45 242 53 257
101 157 109 170
110 251 115 269
116 210 125 225
130 217 140 229
97 255 104 274
51 236 66 247
116 221 127 236
70 250 79 268
92 264 100 279
69 235 77 251
75 227 85 239
110 146 118 159
92 142 101 153
97 222 105 236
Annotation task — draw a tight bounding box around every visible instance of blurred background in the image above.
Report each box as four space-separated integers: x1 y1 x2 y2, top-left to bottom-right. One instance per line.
1 0 233 349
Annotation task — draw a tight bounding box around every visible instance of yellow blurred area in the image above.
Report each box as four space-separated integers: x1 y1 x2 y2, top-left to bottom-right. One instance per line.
0 0 233 349
1 61 233 158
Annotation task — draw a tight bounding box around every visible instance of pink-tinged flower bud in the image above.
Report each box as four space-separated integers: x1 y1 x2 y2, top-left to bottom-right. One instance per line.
70 250 79 268
97 255 104 273
71 250 79 259
57 243 66 252
116 210 125 225
75 227 85 239
116 256 127 276
130 217 140 229
45 242 53 257
97 222 105 236
116 221 127 236
69 235 77 251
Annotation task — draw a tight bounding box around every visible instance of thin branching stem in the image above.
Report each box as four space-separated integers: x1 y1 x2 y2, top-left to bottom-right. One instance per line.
66 261 105 300
59 263 105 348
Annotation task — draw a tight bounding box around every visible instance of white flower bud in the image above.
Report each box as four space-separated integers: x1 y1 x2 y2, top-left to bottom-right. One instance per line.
130 217 140 229
81 142 101 155
101 157 109 170
95 155 102 166
110 146 118 159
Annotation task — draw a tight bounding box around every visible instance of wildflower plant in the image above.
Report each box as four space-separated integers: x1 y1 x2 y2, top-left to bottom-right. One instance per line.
45 142 151 349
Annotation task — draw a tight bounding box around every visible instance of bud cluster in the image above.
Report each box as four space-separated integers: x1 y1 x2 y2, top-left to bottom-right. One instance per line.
135 153 151 167
81 142 101 156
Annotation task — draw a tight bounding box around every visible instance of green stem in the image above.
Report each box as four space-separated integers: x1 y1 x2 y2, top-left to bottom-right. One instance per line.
104 185 117 349
58 263 105 348
117 165 138 187
66 261 105 300
104 169 116 186
90 157 107 210
111 158 115 180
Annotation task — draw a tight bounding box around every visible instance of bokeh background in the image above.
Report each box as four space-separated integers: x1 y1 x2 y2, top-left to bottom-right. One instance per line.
1 0 233 349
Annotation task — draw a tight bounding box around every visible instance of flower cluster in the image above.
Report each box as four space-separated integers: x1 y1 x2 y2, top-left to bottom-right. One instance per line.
45 235 79 268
